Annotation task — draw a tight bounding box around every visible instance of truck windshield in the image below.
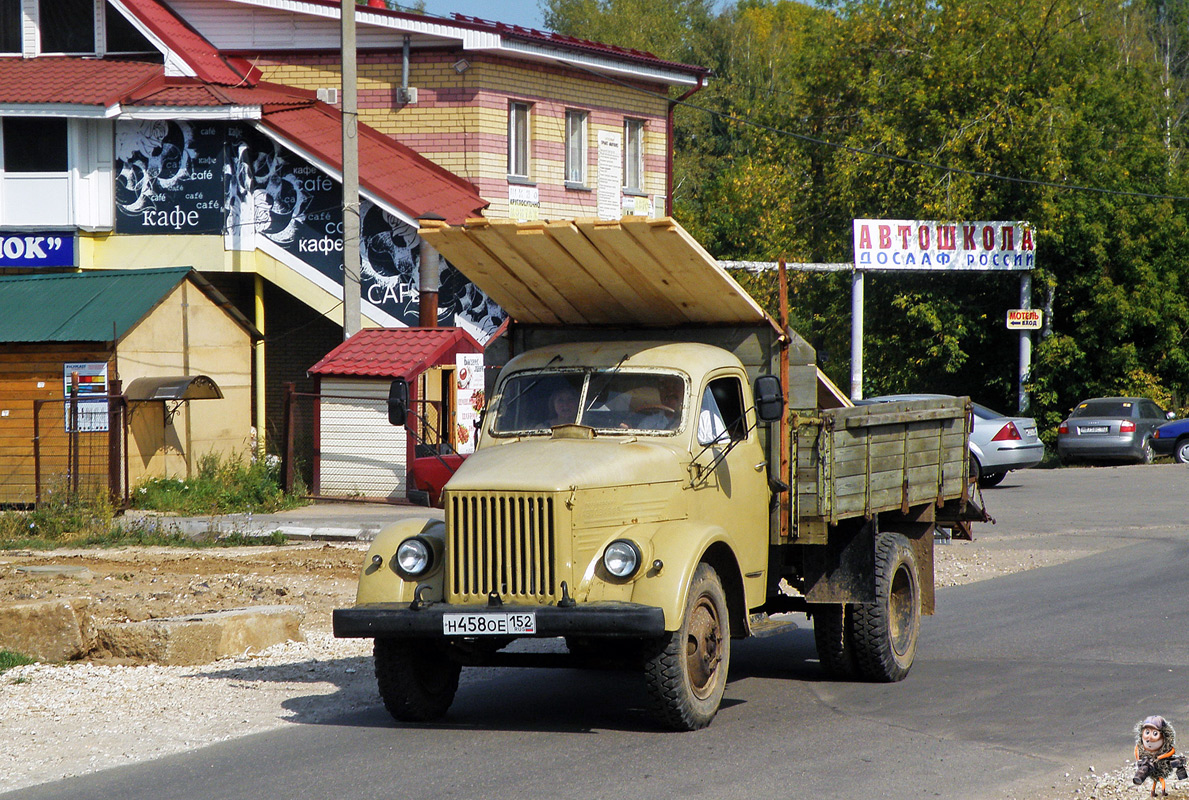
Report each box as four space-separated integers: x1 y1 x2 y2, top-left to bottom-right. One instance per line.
491 370 687 435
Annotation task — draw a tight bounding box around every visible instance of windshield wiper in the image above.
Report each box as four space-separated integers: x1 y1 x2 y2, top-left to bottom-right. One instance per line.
581 353 630 414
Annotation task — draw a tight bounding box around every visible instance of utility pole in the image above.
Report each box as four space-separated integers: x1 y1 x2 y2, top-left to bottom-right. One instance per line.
341 0 361 339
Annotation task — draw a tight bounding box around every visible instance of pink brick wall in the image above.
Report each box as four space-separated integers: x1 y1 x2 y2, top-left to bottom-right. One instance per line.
256 48 677 220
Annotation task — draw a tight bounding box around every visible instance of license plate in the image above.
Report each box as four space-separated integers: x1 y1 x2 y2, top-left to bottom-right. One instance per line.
442 612 537 636
1079 426 1109 434
1024 427 1037 437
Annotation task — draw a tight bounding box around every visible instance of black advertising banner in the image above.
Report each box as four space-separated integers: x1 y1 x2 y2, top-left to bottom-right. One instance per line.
113 121 505 340
114 120 224 234
227 125 344 277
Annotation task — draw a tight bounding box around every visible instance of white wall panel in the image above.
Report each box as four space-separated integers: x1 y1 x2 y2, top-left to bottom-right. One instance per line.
318 378 408 500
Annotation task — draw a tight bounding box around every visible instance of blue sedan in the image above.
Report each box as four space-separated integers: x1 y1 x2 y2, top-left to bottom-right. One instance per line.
1152 418 1189 463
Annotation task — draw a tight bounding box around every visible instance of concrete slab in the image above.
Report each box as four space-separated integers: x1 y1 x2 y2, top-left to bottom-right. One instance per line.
96 605 305 666
0 598 96 662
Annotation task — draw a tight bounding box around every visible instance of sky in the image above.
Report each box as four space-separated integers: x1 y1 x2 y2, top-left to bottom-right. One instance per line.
414 1 547 29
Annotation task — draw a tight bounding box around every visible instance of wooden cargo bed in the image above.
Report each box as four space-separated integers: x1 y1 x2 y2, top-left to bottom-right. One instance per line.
793 397 970 535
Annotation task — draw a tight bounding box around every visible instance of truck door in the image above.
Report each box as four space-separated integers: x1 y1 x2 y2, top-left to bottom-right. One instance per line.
693 374 770 600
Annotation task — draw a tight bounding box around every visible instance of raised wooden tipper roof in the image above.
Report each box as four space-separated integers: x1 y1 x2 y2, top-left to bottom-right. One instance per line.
418 217 778 330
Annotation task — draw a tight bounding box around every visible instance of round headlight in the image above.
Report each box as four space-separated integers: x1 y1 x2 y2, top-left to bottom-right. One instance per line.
603 539 641 579
394 537 433 578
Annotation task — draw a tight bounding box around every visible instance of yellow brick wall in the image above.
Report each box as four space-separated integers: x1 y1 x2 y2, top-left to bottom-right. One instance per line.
256 52 675 219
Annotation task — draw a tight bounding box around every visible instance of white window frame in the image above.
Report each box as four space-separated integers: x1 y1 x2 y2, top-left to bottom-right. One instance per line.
0 116 75 227
508 102 532 181
564 109 588 186
623 118 645 192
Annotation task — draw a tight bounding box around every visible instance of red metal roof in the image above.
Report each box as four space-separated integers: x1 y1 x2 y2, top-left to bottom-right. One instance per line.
448 14 710 77
121 76 314 110
261 103 488 224
309 327 483 378
117 0 258 85
0 57 161 105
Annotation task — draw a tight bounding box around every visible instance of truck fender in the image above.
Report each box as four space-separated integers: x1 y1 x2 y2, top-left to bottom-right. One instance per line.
628 520 742 633
355 517 446 605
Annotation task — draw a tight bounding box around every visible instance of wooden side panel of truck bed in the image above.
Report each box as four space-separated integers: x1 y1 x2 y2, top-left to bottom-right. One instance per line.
794 398 970 532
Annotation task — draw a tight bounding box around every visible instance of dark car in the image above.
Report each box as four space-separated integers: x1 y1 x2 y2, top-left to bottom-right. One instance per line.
1152 417 1189 463
1056 397 1174 465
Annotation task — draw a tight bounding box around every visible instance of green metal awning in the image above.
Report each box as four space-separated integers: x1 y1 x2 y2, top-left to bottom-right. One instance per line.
0 268 192 343
0 268 257 343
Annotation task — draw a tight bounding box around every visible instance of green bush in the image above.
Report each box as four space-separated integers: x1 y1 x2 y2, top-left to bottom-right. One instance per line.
132 452 307 515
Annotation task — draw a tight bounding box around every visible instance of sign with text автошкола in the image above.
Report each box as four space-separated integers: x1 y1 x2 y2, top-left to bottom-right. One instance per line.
853 219 1035 271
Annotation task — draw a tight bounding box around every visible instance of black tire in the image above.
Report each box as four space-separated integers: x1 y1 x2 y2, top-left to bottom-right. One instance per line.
811 603 858 679
978 471 1006 487
374 638 461 722
1175 438 1189 464
643 563 730 731
851 532 920 682
1139 438 1155 464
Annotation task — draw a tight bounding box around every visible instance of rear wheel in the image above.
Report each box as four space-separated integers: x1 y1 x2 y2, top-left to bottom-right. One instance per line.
374 638 460 722
851 532 920 682
811 603 858 679
978 471 1006 487
1175 438 1189 464
643 563 730 731
1139 438 1155 464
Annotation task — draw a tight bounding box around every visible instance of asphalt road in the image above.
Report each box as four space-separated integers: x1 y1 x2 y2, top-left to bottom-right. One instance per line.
16 464 1189 800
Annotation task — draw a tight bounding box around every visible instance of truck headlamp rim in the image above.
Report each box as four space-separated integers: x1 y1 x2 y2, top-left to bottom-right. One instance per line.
394 536 433 578
603 539 642 579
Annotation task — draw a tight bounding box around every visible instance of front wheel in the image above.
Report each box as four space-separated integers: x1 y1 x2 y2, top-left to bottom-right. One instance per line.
374 638 461 722
850 532 921 682
1175 438 1189 464
643 563 731 731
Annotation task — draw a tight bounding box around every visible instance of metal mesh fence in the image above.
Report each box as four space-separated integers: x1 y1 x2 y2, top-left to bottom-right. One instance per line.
0 397 127 507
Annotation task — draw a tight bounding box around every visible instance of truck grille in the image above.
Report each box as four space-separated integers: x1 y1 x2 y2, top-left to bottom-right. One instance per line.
446 492 558 603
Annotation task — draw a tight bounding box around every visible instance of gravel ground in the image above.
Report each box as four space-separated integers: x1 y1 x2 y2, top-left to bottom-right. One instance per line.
0 534 1175 798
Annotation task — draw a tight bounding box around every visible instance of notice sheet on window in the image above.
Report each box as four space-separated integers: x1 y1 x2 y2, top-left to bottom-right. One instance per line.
597 131 623 220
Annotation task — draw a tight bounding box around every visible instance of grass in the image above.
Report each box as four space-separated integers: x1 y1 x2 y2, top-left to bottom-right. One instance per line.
0 452 302 549
0 648 36 675
132 452 308 516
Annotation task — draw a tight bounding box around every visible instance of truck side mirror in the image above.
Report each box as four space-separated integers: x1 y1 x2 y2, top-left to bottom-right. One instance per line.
753 375 784 422
388 378 410 426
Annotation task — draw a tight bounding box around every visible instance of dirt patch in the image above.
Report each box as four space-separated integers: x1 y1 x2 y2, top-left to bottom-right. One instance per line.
0 543 369 648
0 535 1095 659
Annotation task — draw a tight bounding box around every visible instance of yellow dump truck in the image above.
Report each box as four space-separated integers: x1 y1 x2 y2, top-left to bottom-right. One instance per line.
333 217 978 730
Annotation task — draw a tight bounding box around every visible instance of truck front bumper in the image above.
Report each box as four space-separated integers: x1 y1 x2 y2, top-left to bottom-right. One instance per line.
333 601 666 639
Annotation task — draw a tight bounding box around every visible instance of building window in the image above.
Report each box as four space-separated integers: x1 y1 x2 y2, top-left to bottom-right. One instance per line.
0 0 19 54
106 6 156 54
3 118 68 172
508 102 531 180
40 0 95 54
623 118 644 192
565 110 588 186
1 117 73 226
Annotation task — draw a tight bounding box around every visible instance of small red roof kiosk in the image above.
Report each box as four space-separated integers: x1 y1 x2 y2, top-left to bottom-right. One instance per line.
308 328 483 505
